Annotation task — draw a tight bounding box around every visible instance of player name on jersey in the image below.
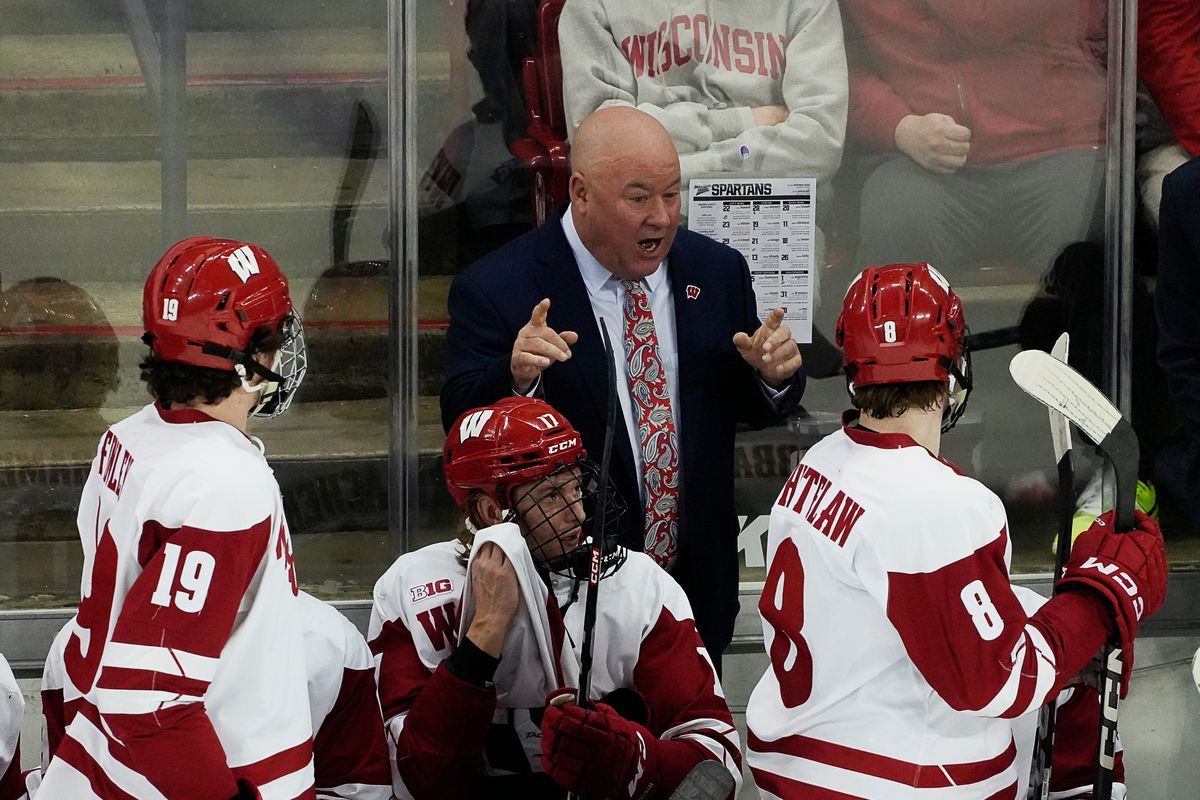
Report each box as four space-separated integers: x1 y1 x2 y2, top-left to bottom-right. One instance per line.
775 464 866 548
96 430 134 498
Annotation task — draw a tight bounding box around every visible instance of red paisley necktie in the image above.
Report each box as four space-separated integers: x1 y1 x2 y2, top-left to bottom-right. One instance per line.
620 280 680 569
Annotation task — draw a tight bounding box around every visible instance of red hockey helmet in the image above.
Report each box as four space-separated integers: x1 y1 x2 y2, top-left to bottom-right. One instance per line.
836 263 972 429
443 397 586 507
142 236 307 417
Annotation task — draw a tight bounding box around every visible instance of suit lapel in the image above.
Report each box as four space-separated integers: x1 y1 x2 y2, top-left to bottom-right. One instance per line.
667 235 702 463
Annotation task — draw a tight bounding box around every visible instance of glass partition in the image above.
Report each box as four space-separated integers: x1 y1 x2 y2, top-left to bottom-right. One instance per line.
401 0 1197 582
1 0 1195 622
0 0 391 608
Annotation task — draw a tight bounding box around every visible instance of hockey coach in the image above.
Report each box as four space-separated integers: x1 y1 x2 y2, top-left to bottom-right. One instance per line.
441 106 806 663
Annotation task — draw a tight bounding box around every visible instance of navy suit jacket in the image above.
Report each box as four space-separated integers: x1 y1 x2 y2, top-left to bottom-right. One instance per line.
1156 156 1200 526
441 210 806 656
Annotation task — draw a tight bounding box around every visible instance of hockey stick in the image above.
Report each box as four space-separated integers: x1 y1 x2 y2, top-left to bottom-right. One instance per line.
1027 334 1073 800
668 759 736 800
564 324 618 800
576 323 619 678
1009 349 1139 800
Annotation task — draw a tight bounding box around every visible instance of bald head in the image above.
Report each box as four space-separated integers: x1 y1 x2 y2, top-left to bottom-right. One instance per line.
571 107 679 175
567 107 683 281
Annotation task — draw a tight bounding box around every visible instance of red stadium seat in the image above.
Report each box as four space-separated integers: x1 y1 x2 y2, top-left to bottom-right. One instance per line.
510 0 569 226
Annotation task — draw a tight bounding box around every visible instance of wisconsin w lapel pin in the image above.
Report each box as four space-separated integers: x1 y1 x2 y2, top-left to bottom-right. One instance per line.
686 284 701 300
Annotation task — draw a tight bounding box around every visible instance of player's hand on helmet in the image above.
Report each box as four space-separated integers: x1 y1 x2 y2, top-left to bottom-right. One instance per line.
511 298 579 394
734 308 803 389
541 689 657 800
466 543 520 657
1057 508 1167 658
894 113 972 174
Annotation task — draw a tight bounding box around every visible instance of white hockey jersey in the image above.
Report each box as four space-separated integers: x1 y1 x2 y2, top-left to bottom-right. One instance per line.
746 420 1101 800
0 655 23 800
368 523 741 800
40 594 392 800
38 403 315 800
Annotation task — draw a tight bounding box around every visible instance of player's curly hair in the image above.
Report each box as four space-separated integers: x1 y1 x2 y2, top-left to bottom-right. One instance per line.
853 380 948 420
454 489 494 567
140 328 282 407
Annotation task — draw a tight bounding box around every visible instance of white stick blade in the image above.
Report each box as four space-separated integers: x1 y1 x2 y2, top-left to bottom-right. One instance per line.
1009 350 1121 445
1048 334 1071 461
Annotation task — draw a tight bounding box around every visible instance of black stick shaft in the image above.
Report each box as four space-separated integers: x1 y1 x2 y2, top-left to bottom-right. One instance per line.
576 323 618 705
1093 422 1139 800
1030 450 1075 799
567 326 618 800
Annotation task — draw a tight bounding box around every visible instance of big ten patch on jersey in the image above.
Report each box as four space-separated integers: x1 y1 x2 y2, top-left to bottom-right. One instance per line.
774 463 867 548
483 707 546 777
409 576 462 654
96 429 135 498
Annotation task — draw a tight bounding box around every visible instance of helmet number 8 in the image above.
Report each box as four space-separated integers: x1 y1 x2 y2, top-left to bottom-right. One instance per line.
162 298 179 321
883 320 897 343
960 579 1003 641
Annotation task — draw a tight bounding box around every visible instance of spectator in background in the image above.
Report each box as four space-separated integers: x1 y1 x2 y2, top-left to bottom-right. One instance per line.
466 0 540 147
1155 157 1200 532
559 0 847 215
1137 0 1200 228
841 0 1108 282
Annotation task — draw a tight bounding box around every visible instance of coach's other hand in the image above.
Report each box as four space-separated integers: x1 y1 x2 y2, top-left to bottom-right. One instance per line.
511 298 579 394
734 308 802 389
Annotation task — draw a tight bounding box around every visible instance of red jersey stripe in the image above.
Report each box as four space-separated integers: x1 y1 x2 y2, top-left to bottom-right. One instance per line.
751 767 869 800
52 737 142 800
235 738 315 787
96 666 209 698
748 731 1015 789
984 782 1018 800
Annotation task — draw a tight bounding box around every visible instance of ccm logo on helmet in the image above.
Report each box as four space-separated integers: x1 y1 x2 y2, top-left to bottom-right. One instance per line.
548 438 578 454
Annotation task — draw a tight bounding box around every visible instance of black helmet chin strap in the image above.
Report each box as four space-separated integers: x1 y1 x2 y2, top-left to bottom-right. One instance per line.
200 342 286 383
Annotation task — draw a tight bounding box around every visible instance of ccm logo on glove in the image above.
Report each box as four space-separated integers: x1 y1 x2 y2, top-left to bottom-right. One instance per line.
1078 559 1143 619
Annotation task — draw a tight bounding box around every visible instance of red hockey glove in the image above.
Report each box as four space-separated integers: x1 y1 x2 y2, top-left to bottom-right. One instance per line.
541 689 658 799
1056 509 1167 671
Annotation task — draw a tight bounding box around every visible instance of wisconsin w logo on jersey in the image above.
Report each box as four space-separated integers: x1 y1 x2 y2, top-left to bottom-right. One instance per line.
459 409 494 440
227 246 260 283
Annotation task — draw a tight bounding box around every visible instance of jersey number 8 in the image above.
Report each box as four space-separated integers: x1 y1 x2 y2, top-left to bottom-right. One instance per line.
760 538 813 708
960 579 1004 641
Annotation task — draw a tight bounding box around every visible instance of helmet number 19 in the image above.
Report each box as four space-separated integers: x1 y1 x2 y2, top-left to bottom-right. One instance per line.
162 298 179 321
